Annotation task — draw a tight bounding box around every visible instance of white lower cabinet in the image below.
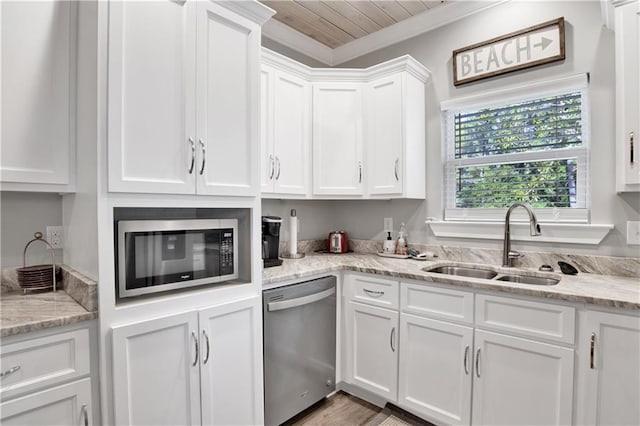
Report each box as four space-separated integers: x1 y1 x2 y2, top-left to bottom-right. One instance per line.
0 325 94 426
345 301 399 401
112 296 262 425
471 330 574 426
398 314 473 425
577 310 640 426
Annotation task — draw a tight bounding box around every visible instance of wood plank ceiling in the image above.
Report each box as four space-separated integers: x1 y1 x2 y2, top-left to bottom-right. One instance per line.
261 1 449 48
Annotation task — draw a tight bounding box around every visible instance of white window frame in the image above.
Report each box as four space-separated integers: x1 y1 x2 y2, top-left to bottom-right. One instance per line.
440 73 590 223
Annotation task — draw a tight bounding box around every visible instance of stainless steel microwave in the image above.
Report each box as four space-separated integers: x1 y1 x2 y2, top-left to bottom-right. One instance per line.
117 219 238 299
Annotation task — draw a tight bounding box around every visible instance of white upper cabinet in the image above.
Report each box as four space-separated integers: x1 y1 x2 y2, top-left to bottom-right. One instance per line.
260 49 430 199
615 0 640 191
261 64 311 196
1 1 76 192
366 72 426 198
108 0 271 195
313 83 365 196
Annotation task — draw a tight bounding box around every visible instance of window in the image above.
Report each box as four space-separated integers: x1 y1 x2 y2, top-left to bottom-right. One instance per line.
441 74 589 222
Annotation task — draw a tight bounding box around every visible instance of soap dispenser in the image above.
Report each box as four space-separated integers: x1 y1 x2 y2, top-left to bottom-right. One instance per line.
383 231 396 253
395 222 408 255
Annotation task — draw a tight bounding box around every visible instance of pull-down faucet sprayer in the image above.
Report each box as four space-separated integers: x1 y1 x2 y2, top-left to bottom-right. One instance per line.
503 202 541 267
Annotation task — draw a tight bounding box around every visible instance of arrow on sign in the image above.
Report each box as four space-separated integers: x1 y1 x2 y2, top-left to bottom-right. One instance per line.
534 36 553 51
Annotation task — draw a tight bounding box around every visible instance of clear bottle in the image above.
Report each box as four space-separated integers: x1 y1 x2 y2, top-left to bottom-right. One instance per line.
395 222 408 255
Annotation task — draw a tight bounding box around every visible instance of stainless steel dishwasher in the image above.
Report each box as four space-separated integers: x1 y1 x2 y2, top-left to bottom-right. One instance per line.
263 276 337 426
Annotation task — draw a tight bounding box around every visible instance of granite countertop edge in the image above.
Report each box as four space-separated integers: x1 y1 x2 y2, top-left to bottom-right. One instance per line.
263 254 640 310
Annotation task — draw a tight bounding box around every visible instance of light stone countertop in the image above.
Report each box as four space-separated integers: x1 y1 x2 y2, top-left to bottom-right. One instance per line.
263 253 640 310
1 265 98 338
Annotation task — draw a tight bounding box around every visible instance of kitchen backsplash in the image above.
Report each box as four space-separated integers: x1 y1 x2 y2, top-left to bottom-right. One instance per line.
282 239 640 279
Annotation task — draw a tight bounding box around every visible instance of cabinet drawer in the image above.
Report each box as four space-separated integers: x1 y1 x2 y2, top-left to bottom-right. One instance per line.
401 282 474 325
475 294 575 344
1 328 90 400
347 274 399 310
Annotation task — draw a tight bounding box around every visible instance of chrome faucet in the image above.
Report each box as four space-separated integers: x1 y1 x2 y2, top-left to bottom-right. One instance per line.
503 202 541 267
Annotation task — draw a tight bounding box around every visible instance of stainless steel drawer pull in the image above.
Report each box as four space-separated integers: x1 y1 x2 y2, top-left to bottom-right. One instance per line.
394 158 399 181
358 162 363 183
590 332 596 369
199 139 206 175
390 327 396 352
630 132 635 164
202 329 210 365
475 348 481 378
275 157 281 180
81 404 89 426
363 288 384 297
0 365 20 378
188 137 195 174
269 155 275 179
191 331 199 367
463 345 470 375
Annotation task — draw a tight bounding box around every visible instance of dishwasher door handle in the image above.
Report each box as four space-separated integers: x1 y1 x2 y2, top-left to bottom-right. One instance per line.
268 287 336 312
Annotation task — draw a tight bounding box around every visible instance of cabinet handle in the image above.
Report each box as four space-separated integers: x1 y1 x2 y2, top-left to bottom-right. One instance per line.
81 404 89 426
275 156 281 180
202 329 210 365
394 158 399 181
630 132 635 165
590 332 596 369
191 331 199 367
358 162 363 183
199 139 206 175
475 348 481 378
463 345 470 375
0 365 20 378
269 155 275 180
363 288 384 297
390 327 396 352
188 137 195 174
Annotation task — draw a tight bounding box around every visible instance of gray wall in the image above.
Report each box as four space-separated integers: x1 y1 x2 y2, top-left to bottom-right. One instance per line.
1 192 64 268
263 1 640 258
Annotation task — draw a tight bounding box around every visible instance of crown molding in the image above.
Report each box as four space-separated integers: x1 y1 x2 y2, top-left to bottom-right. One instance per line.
218 0 275 26
262 0 509 66
262 47 431 83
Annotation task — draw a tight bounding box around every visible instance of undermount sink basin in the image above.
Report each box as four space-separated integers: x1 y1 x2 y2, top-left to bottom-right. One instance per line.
496 275 560 286
425 266 498 280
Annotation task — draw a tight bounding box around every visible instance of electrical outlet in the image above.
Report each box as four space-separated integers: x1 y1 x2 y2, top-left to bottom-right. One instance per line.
384 217 393 232
627 221 640 245
46 226 64 249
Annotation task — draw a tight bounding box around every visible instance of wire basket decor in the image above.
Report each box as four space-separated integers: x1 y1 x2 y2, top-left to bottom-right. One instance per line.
16 232 60 293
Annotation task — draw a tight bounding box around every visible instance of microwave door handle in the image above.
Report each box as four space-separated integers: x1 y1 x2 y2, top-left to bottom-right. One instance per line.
267 287 335 312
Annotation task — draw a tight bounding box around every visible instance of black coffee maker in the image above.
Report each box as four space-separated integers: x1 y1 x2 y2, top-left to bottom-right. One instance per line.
262 216 283 268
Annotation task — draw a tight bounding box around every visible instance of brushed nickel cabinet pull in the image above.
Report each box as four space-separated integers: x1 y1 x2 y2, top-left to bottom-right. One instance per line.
275 157 281 180
202 329 210 365
464 345 470 375
0 365 20 378
188 137 195 174
390 327 396 352
630 132 635 164
199 139 206 175
191 331 199 367
358 162 363 183
475 348 481 378
363 288 384 297
269 155 274 179
81 404 89 426
590 332 596 369
394 158 399 181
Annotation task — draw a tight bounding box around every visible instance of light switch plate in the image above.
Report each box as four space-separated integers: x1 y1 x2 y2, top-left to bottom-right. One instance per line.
627 221 640 245
384 217 393 233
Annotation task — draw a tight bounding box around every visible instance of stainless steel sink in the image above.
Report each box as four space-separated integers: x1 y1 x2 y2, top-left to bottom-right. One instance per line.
496 275 559 286
425 266 498 280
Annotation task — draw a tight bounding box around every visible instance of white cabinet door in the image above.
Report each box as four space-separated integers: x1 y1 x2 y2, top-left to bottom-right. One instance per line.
346 301 398 401
112 312 201 426
366 75 403 195
273 71 311 195
615 0 640 189
1 378 92 426
472 330 574 426
313 84 364 196
199 297 263 426
1 1 74 189
108 0 196 194
578 310 640 426
398 314 473 426
261 65 275 193
196 2 260 196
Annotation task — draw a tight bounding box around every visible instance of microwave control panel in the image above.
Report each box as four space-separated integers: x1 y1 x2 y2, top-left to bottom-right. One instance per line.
220 229 234 275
